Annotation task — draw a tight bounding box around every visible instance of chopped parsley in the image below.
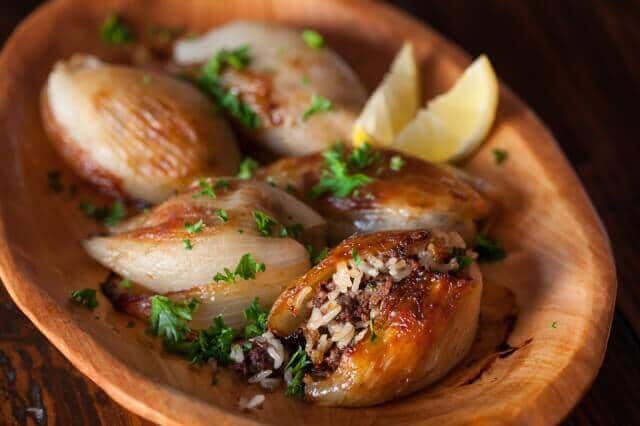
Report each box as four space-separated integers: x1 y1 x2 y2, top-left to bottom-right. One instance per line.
100 12 133 45
302 95 333 120
284 346 311 398
348 142 381 170
351 248 362 264
164 315 236 366
192 178 216 199
253 209 303 238
253 210 278 236
237 157 259 179
493 149 509 165
309 142 373 199
213 253 266 283
369 317 377 342
183 238 193 250
243 298 268 338
389 155 405 171
79 200 127 227
118 279 132 289
70 288 98 310
149 296 199 342
301 29 324 49
551 321 558 329
215 209 229 222
215 179 230 190
306 245 329 265
184 219 205 234
474 234 506 263
47 170 64 192
197 46 260 129
450 248 473 269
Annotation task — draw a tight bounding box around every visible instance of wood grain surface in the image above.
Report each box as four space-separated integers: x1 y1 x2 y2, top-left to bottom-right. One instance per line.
0 0 637 425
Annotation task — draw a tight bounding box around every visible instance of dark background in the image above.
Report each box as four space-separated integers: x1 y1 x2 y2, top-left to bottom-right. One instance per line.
1 1 639 424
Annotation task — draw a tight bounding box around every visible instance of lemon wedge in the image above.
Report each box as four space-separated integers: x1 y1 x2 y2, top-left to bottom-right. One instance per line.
352 42 419 147
392 55 498 162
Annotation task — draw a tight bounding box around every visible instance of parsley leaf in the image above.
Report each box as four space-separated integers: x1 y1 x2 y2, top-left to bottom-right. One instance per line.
302 95 333 120
284 346 311 398
47 170 64 192
183 238 193 250
80 200 127 227
237 157 259 179
351 248 361 264
369 317 377 342
215 209 229 222
474 234 506 263
118 279 132 289
234 253 266 280
253 210 278 236
306 245 329 265
493 149 508 165
164 315 236 366
213 253 266 283
389 155 405 171
243 298 268 338
279 223 304 239
193 178 216 199
184 219 205 234
551 321 558 329
70 288 98 310
149 296 199 343
100 12 133 45
197 46 260 129
309 143 373 199
348 143 381 170
301 29 324 49
215 179 230 190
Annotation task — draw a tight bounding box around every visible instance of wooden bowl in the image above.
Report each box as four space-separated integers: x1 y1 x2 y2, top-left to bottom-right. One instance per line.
0 0 616 424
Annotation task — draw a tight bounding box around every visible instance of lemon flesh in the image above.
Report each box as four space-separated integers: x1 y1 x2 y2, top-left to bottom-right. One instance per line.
393 55 498 163
352 42 419 146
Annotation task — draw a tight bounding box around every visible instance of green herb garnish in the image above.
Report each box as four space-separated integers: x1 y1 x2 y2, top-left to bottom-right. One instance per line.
100 12 133 45
237 157 259 179
551 321 558 329
184 219 205 234
253 210 278 236
164 315 236 366
215 179 230 189
149 296 199 342
118 279 132 289
213 253 266 283
70 288 98 310
183 238 193 250
389 155 405 171
80 200 127 227
243 298 268 338
47 170 64 193
215 209 229 222
306 245 329 265
474 234 506 263
302 95 333 120
351 248 361 264
197 46 260 129
369 317 377 342
493 149 508 165
301 29 324 49
309 142 373 199
193 178 216 199
301 75 311 85
284 346 311 398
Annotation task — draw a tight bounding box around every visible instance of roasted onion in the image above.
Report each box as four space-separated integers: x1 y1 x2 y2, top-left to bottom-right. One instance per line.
42 54 240 203
173 21 367 156
84 178 326 329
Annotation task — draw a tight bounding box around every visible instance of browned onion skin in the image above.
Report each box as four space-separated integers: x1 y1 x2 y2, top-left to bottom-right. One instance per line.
257 149 492 244
268 230 482 406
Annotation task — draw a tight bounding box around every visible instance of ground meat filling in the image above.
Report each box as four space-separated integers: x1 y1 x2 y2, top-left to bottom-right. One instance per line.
301 232 475 379
231 332 285 390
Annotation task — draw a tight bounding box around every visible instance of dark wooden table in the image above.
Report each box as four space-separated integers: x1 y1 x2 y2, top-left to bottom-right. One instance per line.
1 1 639 424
